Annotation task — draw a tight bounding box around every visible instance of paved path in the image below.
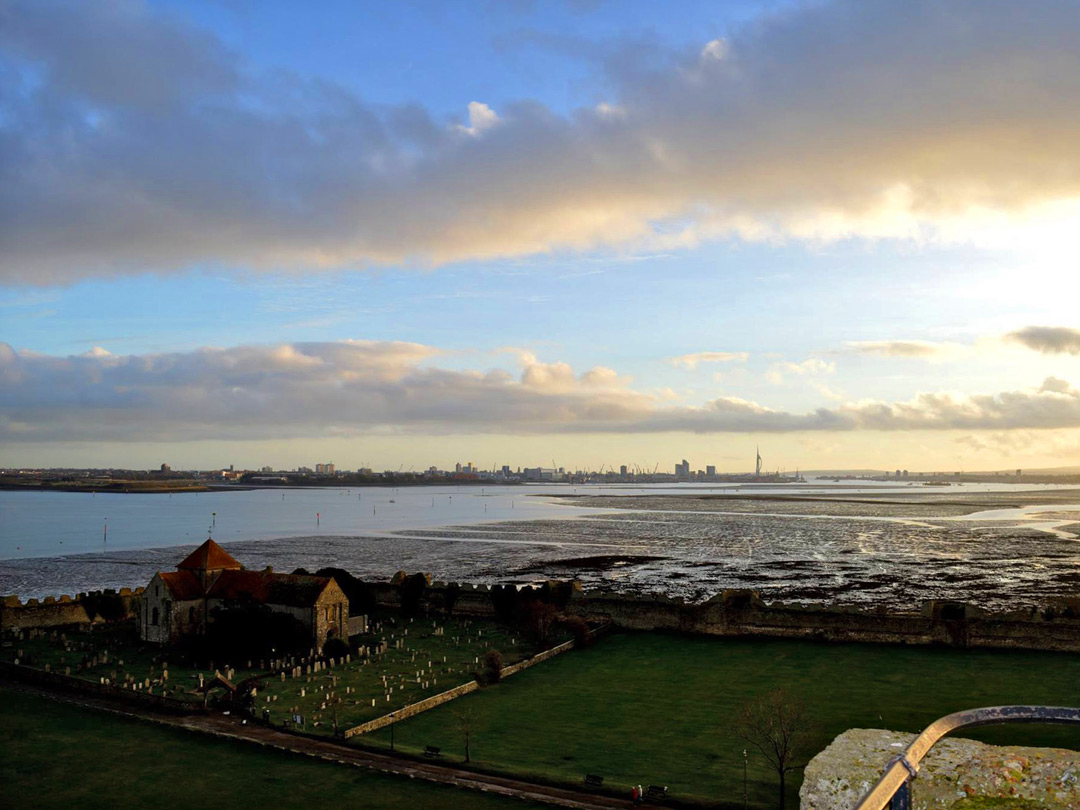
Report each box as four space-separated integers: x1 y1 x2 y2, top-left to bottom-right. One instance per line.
3 679 642 810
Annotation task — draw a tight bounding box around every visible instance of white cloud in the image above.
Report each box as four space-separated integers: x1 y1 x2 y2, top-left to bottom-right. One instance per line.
846 340 964 360
4 342 1080 442
700 38 729 61
459 101 500 136
4 1 1080 282
765 358 835 385
668 351 749 369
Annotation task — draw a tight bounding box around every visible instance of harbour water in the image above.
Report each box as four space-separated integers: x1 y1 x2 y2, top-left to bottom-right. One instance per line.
2 481 1079 609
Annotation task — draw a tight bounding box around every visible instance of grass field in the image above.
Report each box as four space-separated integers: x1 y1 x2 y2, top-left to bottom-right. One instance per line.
368 632 1080 808
1 687 549 810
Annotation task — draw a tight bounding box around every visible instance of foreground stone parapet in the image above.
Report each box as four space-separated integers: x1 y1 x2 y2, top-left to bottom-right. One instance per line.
801 729 1080 810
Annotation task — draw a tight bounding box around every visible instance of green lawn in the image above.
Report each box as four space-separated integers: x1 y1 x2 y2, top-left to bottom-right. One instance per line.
0 687 548 810
370 632 1080 808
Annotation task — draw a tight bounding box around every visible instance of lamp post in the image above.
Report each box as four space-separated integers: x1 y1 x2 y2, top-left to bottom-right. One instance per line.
743 748 748 810
390 712 396 752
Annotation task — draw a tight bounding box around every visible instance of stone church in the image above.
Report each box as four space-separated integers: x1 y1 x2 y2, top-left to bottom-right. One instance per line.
139 538 349 648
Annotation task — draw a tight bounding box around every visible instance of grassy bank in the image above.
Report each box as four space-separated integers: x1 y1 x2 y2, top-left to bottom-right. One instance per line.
369 632 1080 808
1 687 548 810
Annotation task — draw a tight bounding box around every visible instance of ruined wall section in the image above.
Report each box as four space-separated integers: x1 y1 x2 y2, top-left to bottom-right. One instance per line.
9 577 1080 654
369 577 1080 653
1 588 142 634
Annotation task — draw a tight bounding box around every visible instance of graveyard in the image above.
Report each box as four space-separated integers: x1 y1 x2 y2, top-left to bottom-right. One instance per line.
1 687 550 810
370 631 1080 808
252 610 557 733
0 624 263 703
1 608 569 728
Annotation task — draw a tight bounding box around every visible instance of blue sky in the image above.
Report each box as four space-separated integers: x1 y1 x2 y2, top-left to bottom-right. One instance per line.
2 0 1080 471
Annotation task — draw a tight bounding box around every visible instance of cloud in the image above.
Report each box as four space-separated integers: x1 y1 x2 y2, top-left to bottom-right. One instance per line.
1006 326 1080 355
668 351 748 370
846 340 963 359
4 1 1080 282
765 358 835 385
458 101 501 136
700 39 729 61
954 428 1080 461
5 342 1080 442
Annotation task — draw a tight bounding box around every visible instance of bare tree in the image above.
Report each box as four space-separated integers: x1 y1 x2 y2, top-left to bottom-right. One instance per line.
736 689 815 810
453 707 479 763
521 600 559 644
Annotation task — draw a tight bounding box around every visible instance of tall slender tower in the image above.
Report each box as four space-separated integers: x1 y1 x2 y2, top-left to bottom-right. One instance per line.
755 446 762 478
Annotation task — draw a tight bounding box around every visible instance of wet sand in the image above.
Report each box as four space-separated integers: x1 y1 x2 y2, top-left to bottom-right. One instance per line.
4 487 1080 610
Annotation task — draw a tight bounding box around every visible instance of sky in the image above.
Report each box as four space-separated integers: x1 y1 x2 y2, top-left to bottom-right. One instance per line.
2 0 1080 473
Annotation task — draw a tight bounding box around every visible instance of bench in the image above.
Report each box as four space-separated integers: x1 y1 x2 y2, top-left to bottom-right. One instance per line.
645 785 668 801
423 745 441 758
583 774 604 789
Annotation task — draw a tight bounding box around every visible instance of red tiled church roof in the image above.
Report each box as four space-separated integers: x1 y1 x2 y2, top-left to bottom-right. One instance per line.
207 570 337 608
176 538 242 572
156 539 342 608
159 570 205 600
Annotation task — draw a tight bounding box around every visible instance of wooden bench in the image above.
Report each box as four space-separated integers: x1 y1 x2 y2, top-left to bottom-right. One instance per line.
583 774 604 789
645 785 668 801
423 745 441 758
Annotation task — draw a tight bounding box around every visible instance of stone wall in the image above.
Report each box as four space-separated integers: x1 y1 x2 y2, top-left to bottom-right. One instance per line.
365 578 1080 654
0 659 200 714
1 588 142 634
343 680 479 737
347 615 368 636
500 639 575 678
801 728 1080 810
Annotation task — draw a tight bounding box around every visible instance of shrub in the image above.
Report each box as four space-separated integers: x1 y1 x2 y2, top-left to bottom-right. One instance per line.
443 582 461 617
481 648 503 684
399 572 430 617
322 636 349 659
560 614 592 648
520 600 559 645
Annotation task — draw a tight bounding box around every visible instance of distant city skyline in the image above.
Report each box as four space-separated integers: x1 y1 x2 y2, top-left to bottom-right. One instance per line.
3 1 1080 471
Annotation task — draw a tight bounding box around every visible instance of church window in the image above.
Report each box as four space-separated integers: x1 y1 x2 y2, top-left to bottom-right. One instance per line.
152 606 159 626
189 607 196 624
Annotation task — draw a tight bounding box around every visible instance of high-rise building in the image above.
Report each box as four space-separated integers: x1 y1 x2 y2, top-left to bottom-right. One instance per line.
706 465 716 476
620 465 628 476
675 459 690 479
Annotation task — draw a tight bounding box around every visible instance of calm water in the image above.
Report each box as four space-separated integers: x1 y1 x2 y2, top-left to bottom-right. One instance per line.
3 481 1078 606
